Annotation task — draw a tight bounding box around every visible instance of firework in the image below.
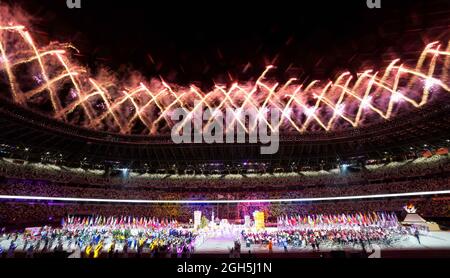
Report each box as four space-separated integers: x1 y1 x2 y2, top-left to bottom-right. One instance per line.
0 15 449 136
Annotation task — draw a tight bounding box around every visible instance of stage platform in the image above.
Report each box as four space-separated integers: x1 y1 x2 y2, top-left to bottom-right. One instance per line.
194 231 450 255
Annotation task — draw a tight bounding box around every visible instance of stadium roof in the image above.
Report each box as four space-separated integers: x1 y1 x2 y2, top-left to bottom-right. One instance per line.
0 0 449 169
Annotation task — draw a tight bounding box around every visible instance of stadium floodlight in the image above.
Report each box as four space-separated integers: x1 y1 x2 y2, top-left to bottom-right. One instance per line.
0 190 449 204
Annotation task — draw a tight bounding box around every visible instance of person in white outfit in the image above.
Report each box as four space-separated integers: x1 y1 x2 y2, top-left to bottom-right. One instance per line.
68 245 81 258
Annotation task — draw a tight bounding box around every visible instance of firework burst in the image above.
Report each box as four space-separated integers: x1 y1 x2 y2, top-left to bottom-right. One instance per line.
0 6 449 136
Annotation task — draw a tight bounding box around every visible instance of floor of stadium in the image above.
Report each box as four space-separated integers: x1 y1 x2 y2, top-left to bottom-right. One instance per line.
2 229 450 258
194 232 450 254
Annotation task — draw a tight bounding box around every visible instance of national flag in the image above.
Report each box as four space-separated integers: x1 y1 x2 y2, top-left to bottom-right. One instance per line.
93 242 103 259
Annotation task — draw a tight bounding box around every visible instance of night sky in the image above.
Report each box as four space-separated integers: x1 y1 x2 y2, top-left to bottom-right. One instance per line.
5 0 447 90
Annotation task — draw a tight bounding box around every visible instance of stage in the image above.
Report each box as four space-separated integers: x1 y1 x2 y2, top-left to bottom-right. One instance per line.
193 231 450 255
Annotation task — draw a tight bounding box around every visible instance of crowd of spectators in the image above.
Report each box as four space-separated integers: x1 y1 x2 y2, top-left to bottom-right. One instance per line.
0 176 448 201
0 155 449 226
0 154 448 190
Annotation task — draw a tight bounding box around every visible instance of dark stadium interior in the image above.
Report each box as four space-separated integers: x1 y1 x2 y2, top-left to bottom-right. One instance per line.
0 0 449 259
7 0 448 85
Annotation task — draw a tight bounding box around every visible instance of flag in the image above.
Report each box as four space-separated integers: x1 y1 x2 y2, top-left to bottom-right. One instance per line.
326 214 330 225
380 212 386 223
362 213 368 225
347 214 352 224
93 242 103 259
385 212 391 223
352 214 357 224
318 214 323 225
391 212 398 222
368 213 374 225
372 212 379 223
85 245 92 257
291 216 297 226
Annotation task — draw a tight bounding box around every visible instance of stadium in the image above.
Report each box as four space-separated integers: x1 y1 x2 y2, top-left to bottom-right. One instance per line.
0 0 449 259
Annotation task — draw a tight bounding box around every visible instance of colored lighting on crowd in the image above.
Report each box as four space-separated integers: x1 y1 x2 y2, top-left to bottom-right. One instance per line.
0 190 449 204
